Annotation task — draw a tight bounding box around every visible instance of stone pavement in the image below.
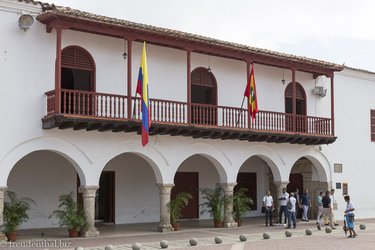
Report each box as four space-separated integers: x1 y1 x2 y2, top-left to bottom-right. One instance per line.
1 218 374 250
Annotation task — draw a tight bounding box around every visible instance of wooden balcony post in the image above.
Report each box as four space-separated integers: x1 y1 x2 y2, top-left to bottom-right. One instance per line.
330 75 335 136
127 38 133 119
55 27 62 114
292 68 296 132
187 49 192 125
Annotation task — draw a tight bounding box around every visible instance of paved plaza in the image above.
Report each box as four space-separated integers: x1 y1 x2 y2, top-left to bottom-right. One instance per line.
1 218 374 250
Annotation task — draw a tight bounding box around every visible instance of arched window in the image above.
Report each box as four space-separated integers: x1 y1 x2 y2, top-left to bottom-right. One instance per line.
61 46 95 91
60 46 96 115
284 82 306 115
190 67 217 125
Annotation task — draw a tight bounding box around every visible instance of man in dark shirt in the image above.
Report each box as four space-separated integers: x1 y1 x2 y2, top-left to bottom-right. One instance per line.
317 190 335 230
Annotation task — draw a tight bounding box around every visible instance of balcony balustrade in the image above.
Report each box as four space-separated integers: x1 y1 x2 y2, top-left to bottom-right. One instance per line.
43 89 334 144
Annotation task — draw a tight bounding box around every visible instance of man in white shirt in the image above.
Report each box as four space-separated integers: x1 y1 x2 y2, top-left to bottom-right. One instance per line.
278 188 289 225
286 192 297 229
263 190 274 226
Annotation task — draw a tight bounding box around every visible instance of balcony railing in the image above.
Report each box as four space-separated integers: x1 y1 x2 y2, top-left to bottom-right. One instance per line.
45 89 332 136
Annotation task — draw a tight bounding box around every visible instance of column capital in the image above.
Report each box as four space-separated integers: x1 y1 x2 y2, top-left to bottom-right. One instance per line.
0 186 7 199
274 181 289 188
79 185 99 198
157 183 174 195
220 182 237 193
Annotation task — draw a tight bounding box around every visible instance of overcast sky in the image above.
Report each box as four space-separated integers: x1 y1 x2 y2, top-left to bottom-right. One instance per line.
47 0 375 72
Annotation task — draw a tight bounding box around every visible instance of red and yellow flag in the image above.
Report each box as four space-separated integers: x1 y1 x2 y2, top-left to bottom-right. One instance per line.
136 42 150 146
243 64 258 121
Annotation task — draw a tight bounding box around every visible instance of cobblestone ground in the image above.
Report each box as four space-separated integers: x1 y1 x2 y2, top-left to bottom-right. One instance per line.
1 219 374 250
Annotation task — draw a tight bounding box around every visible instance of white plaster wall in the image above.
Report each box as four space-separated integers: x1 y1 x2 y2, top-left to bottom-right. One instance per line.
103 153 160 224
7 151 77 229
323 68 375 218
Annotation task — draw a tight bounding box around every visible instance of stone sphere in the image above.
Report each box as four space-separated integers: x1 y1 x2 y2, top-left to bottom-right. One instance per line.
305 229 313 235
360 224 366 230
160 240 168 249
325 227 332 233
214 236 222 244
105 245 114 250
285 230 292 237
74 247 84 250
132 242 142 250
239 234 247 242
263 232 270 239
189 238 198 246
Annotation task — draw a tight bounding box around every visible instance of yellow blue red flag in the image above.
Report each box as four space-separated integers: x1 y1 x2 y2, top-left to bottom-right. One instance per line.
243 64 258 121
136 42 150 146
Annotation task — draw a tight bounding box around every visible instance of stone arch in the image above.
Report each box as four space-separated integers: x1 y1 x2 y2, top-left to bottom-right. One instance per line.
0 137 91 186
288 147 331 183
235 145 284 182
173 143 229 183
94 140 166 184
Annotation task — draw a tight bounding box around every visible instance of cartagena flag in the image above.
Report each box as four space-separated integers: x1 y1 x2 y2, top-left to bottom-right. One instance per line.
243 64 258 121
136 42 150 146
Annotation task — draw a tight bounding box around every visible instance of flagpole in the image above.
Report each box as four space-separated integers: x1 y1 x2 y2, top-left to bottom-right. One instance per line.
235 96 246 127
131 88 138 120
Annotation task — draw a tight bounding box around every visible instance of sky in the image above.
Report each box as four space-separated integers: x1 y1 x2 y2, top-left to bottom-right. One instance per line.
46 0 375 72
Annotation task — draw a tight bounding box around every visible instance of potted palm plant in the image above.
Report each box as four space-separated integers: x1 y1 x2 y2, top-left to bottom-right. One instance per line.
233 188 254 226
200 185 225 228
49 192 85 237
167 192 192 231
2 191 35 242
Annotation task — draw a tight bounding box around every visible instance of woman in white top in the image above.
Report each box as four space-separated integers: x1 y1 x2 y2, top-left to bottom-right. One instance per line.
262 190 274 226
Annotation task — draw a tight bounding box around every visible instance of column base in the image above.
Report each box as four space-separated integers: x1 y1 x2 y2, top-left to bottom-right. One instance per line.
158 223 173 232
0 232 7 241
82 226 99 237
224 221 238 228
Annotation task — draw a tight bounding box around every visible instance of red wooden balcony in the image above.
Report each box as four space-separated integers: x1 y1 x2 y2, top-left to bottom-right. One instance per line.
43 89 336 145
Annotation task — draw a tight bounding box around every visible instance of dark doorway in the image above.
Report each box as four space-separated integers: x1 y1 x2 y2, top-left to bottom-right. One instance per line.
60 46 95 115
191 67 217 125
235 172 257 210
287 173 303 218
95 171 115 223
171 172 199 219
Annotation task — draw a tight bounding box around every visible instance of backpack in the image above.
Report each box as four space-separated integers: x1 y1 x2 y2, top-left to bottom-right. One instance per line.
287 199 293 210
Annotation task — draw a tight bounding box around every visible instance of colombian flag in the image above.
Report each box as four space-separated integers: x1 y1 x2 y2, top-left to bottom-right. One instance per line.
243 64 258 121
136 42 150 146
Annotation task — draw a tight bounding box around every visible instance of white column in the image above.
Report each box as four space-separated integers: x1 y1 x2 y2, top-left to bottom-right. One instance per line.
0 187 7 240
80 185 99 237
221 182 237 228
157 183 174 232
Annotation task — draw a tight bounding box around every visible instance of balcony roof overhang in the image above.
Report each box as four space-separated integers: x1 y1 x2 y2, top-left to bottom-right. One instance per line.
42 115 336 146
37 6 344 77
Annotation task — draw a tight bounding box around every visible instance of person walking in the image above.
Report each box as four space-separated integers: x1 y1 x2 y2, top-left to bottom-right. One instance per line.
263 190 274 227
344 195 357 238
278 188 289 225
317 190 336 230
294 188 301 219
286 192 297 229
316 192 324 224
301 189 311 221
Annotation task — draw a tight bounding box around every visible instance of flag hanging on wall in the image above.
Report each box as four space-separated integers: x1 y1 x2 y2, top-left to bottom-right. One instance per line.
243 64 258 121
136 42 150 146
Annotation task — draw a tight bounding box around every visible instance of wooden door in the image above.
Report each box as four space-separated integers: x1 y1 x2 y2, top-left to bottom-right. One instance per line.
96 171 115 223
172 172 199 219
235 173 257 210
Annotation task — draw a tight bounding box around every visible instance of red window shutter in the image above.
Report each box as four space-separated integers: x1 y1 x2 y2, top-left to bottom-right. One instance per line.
62 47 94 71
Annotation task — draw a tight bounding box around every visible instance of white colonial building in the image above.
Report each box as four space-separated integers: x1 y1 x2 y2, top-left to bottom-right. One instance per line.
0 0 374 237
